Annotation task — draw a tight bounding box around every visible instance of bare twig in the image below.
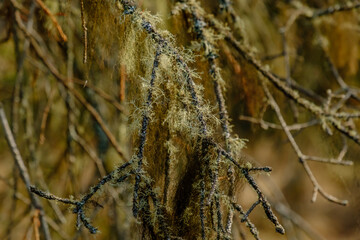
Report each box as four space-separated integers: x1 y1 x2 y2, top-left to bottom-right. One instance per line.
261 81 349 206
33 209 41 240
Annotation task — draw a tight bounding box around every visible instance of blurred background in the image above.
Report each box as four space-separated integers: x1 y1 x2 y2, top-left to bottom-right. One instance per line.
0 0 360 239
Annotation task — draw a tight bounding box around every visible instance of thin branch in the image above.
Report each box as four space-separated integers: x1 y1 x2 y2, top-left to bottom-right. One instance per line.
233 203 261 240
207 150 221 206
71 78 125 113
273 203 326 240
261 52 284 62
261 173 326 240
119 64 126 102
241 200 260 223
70 126 107 177
38 89 55 145
29 187 77 205
207 16 360 145
242 169 285 234
200 174 206 240
31 161 133 234
34 0 67 42
0 103 52 240
214 190 225 237
261 81 349 206
239 115 319 131
163 152 170 205
11 1 36 136
303 155 353 166
311 1 360 18
80 0 87 63
215 145 285 235
133 45 162 217
280 27 298 121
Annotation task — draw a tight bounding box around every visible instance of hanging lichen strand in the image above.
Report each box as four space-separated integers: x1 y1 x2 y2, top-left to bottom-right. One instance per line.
114 1 275 239
25 0 280 239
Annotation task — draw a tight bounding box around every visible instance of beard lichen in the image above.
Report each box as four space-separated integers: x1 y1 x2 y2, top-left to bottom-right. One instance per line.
73 0 250 238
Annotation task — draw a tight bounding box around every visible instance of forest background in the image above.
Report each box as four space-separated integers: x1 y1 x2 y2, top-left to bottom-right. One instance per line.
0 0 360 239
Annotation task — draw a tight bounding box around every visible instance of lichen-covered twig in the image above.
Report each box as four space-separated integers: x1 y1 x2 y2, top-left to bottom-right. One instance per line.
242 168 285 234
121 0 208 135
233 203 261 240
133 45 162 217
211 142 285 235
175 2 240 236
29 187 77 205
31 160 133 234
183 1 231 145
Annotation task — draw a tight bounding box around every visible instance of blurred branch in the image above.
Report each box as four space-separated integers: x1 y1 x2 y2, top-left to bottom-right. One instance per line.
239 115 319 131
259 174 326 240
80 0 87 63
38 89 55 145
274 74 326 104
311 1 360 18
324 52 360 103
45 217 71 240
72 78 126 113
70 126 107 177
206 13 360 146
0 103 52 240
34 0 67 42
280 25 299 121
274 203 326 240
12 7 128 162
11 1 35 136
